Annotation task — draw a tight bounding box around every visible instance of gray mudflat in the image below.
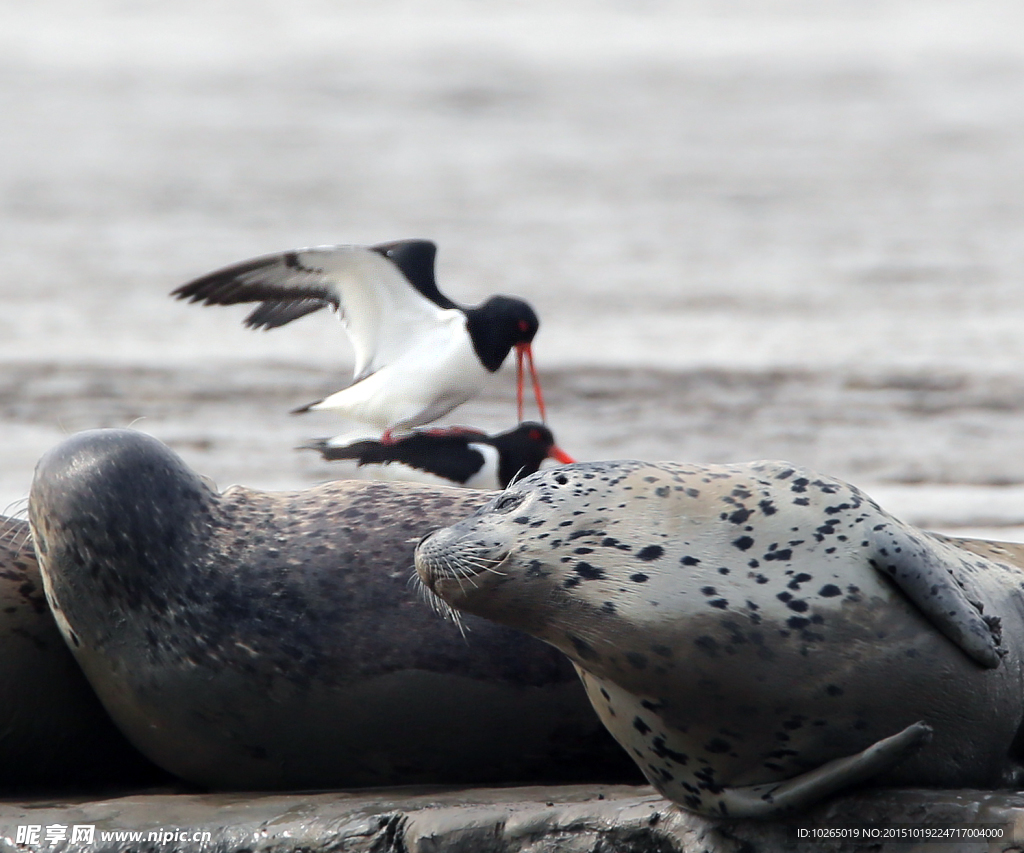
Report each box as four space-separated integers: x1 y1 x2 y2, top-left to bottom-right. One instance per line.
7 364 1024 537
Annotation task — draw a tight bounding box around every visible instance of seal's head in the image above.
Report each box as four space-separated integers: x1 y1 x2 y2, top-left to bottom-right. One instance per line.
415 459 687 646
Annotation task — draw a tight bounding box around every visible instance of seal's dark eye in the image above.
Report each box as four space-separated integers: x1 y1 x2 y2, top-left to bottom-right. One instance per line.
493 492 525 512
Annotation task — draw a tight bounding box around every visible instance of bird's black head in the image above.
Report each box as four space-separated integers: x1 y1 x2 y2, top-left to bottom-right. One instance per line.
493 422 554 450
465 296 540 372
490 422 573 488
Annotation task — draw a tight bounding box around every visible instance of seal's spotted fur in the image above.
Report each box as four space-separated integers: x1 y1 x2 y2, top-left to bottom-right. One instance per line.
416 459 1024 818
27 430 637 790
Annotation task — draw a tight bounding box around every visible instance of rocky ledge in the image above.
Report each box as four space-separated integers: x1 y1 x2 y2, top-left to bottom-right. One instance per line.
3 784 1024 853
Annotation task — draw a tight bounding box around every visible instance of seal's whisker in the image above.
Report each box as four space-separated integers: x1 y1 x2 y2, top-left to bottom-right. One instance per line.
408 551 463 628
2 497 29 521
0 517 33 554
453 543 508 565
451 556 481 589
458 555 509 576
440 552 474 591
457 540 501 554
413 572 467 635
458 554 494 566
441 548 478 578
453 542 513 576
455 555 487 586
459 550 506 565
0 506 30 547
457 566 482 588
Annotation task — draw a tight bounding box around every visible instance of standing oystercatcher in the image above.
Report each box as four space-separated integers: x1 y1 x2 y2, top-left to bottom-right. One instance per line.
300 422 574 490
171 239 547 439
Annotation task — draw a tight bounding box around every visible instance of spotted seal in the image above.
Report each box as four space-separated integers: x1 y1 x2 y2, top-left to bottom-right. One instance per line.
0 515 165 790
415 459 1024 818
27 429 637 790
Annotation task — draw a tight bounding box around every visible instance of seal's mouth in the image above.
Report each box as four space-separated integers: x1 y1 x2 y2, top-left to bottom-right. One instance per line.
413 532 512 628
416 546 512 592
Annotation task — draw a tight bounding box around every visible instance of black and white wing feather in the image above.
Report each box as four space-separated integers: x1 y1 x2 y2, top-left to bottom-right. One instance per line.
172 242 453 383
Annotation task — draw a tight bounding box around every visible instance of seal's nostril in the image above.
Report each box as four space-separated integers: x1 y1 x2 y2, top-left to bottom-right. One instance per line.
416 531 434 548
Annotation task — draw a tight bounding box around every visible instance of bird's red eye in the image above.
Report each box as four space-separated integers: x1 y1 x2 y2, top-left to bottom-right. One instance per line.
518 319 530 332
529 429 541 440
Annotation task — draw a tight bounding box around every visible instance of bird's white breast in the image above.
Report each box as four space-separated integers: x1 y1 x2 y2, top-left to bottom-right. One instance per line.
311 311 490 430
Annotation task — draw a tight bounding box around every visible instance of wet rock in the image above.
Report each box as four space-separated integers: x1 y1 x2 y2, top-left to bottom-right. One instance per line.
2 785 1023 853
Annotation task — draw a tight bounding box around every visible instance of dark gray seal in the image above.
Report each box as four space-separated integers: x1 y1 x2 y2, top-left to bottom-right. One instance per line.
0 515 166 791
415 459 1024 818
27 429 637 790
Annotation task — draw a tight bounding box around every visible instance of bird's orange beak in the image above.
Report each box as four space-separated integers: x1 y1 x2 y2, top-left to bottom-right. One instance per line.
515 342 546 422
549 446 575 464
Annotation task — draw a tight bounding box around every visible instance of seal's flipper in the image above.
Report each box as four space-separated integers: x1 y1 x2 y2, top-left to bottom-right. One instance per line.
716 721 932 819
868 524 1004 668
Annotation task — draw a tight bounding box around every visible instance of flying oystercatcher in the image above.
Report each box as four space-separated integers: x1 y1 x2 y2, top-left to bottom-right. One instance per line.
172 239 546 439
300 422 574 490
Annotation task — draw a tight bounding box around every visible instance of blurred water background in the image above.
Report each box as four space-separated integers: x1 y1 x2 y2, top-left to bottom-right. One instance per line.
3 0 1024 538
